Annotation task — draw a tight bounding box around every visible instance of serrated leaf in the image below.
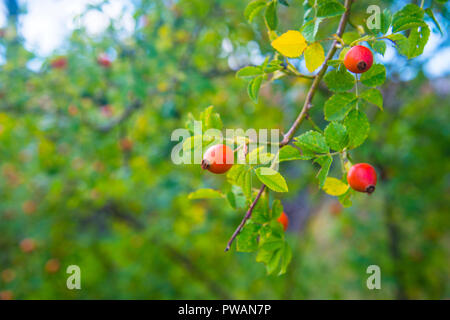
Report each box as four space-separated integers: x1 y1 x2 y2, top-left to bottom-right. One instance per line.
342 31 360 45
324 122 349 151
360 88 383 110
380 8 392 34
300 18 322 43
278 145 314 162
322 177 349 196
236 222 260 252
271 30 307 58
406 24 430 59
327 59 342 67
304 42 325 72
360 64 386 87
247 146 274 165
324 67 355 92
344 109 370 149
245 0 268 22
226 185 246 209
200 105 223 130
227 164 247 185
391 4 425 32
317 0 345 18
248 75 263 103
371 40 386 56
324 92 357 121
188 188 224 200
265 0 278 30
425 8 443 35
278 241 292 275
271 199 283 222
294 130 329 154
236 66 263 78
255 167 289 192
338 188 353 207
314 155 332 188
182 134 214 154
387 33 409 56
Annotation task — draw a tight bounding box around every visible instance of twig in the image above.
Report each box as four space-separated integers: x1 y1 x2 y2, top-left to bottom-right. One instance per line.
224 0 354 252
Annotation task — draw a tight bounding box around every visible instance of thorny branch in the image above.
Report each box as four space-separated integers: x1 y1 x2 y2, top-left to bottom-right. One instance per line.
225 0 354 252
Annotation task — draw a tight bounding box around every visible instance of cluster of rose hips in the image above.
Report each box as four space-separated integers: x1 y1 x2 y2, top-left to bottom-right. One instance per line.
200 46 377 229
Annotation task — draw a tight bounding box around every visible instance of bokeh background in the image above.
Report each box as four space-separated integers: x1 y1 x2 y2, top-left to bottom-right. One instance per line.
0 0 449 299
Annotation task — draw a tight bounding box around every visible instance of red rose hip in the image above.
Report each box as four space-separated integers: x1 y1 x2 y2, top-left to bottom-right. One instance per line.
277 212 289 231
344 45 373 74
201 144 234 174
347 163 377 194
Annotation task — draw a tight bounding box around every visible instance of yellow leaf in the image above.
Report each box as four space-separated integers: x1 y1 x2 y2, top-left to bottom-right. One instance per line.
304 42 325 72
322 177 349 196
271 30 307 58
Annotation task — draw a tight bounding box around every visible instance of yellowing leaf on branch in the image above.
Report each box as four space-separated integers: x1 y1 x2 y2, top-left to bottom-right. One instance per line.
304 42 325 72
271 30 307 58
322 177 349 196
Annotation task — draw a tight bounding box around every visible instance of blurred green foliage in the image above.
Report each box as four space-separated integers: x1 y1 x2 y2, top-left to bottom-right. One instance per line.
0 0 448 299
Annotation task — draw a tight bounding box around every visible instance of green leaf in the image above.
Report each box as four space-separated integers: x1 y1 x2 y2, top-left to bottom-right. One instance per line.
324 122 349 151
271 199 283 221
188 188 224 200
245 0 268 22
300 18 322 43
371 40 387 56
322 177 349 196
344 109 370 149
227 164 247 185
324 67 355 92
360 88 383 110
327 59 342 68
360 64 386 87
236 222 260 252
200 105 223 130
324 92 357 121
317 0 345 18
294 130 329 154
380 8 392 34
182 134 214 154
247 146 274 165
256 239 284 274
314 155 332 188
391 4 425 32
226 185 246 209
279 0 289 6
264 60 284 73
304 42 325 72
338 188 353 207
278 145 314 162
425 8 443 35
278 241 292 275
406 24 430 59
265 0 278 30
236 66 263 78
387 33 409 56
247 75 263 103
255 167 289 192
342 31 360 45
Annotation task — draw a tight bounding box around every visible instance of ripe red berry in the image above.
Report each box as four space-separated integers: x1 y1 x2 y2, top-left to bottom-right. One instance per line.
97 53 112 68
277 212 289 231
347 163 377 194
50 57 67 69
201 144 234 174
344 45 373 74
